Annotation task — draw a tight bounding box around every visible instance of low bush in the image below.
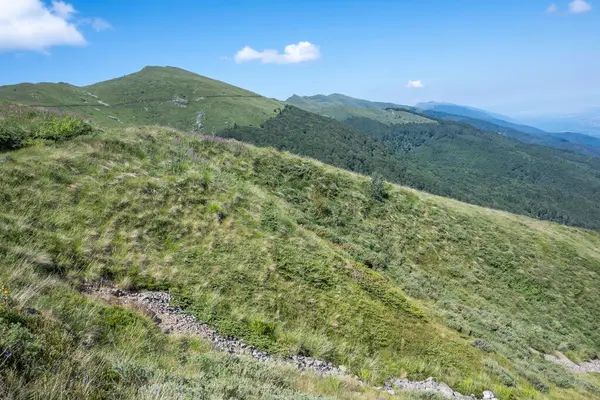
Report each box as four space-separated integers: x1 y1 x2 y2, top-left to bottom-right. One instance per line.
0 106 93 150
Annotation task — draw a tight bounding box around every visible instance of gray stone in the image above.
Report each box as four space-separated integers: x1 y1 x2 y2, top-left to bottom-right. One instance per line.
482 390 496 399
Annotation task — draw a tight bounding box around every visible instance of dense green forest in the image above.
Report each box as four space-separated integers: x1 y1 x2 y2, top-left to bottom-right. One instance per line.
221 105 600 230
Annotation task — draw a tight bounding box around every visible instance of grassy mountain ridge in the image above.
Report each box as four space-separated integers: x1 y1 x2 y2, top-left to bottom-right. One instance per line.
1 119 600 398
286 95 435 125
290 93 600 156
0 66 282 132
219 105 600 231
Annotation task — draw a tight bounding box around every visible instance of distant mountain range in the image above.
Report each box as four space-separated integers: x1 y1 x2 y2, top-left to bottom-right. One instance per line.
516 109 600 137
287 95 600 157
415 101 600 138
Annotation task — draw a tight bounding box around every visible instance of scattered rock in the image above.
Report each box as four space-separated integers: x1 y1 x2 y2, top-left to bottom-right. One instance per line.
172 95 188 108
83 285 343 376
195 112 204 130
545 351 600 373
82 285 500 399
98 100 110 107
482 390 497 399
389 377 495 399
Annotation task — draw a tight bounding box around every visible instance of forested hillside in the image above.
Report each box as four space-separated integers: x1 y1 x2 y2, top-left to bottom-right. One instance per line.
221 106 600 230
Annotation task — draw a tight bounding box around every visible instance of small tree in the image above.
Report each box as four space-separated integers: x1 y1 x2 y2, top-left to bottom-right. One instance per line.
370 172 388 201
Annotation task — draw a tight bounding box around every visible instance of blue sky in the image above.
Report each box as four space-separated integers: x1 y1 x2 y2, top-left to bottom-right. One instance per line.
0 0 598 116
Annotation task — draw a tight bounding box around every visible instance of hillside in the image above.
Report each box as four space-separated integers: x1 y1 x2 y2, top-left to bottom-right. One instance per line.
1 114 600 398
3 68 600 230
0 66 282 132
286 95 434 125
220 105 600 231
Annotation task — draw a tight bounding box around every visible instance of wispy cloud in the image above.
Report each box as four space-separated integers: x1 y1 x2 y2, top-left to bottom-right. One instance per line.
234 42 321 64
569 0 592 13
546 3 558 13
51 1 76 19
406 80 424 89
0 0 110 53
80 17 113 32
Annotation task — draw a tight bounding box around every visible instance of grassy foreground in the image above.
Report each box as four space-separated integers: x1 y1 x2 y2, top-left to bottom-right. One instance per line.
1 122 599 399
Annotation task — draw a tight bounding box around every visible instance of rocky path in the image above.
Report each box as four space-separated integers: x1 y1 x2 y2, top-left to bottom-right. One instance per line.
82 285 499 399
545 351 600 374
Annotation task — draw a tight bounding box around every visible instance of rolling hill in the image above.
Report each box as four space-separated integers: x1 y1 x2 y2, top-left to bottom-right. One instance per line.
3 67 600 231
1 110 600 398
220 105 600 231
0 66 282 133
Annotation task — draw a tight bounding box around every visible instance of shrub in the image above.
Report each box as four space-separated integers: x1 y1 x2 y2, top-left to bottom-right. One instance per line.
483 359 516 387
369 172 388 201
473 339 494 353
0 106 93 150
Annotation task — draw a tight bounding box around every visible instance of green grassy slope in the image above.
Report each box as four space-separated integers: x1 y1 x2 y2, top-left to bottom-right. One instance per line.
0 66 282 132
1 122 599 398
286 94 435 125
221 106 600 231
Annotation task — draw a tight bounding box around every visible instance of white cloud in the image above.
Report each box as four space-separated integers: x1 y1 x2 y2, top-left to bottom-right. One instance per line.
569 0 592 13
51 1 76 19
0 0 110 53
234 41 321 64
80 17 112 32
406 80 424 88
546 3 558 13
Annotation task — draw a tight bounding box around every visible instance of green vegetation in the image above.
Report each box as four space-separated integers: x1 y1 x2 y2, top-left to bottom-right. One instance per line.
0 66 282 132
1 121 599 398
0 106 93 151
221 106 600 231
